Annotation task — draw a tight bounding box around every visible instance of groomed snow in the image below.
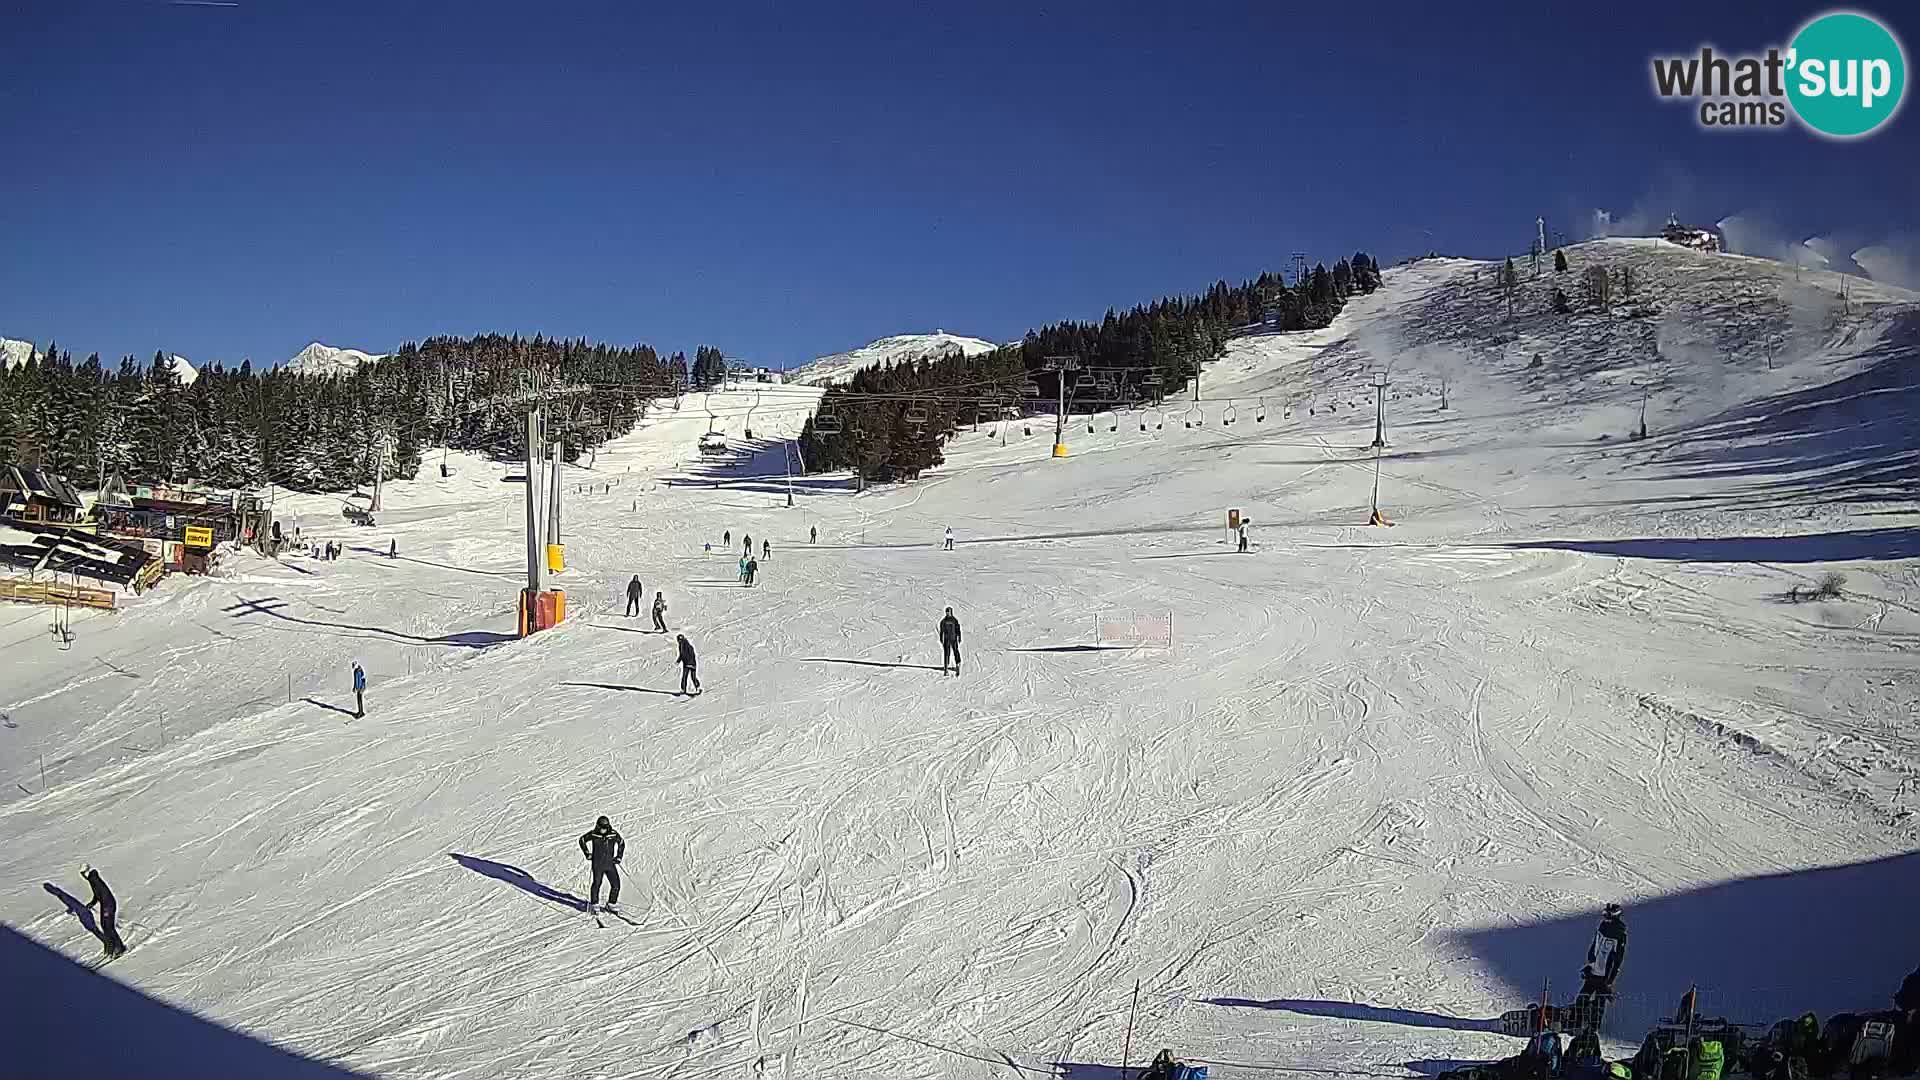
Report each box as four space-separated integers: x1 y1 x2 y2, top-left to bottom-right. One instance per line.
3 242 1917 1079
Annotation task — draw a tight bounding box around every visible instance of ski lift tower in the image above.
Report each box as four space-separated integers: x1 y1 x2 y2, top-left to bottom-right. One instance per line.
1042 354 1082 459
1291 252 1309 287
1370 369 1389 449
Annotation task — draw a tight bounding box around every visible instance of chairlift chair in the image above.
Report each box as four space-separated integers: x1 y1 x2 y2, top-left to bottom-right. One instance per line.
1256 398 1267 423
1223 403 1238 426
1074 373 1097 390
1143 372 1165 389
1185 405 1204 429
815 409 843 435
904 402 929 426
1108 411 1117 432
1021 380 1041 397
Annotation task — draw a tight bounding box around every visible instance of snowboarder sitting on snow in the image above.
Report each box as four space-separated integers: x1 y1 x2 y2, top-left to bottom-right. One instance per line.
81 863 128 959
652 591 668 632
939 607 962 675
577 816 625 913
625 575 643 616
676 634 701 695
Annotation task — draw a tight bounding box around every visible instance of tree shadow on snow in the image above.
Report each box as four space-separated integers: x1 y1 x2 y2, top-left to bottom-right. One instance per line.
1446 851 1920 1039
0 923 371 1078
1502 527 1920 564
448 853 589 911
1201 997 1502 1034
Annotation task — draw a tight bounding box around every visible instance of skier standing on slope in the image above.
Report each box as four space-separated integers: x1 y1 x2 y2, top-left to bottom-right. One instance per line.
943 526 955 551
352 661 367 718
723 530 730 549
738 553 749 583
625 575 643 617
742 532 752 556
939 607 962 675
745 557 758 586
577 816 625 913
676 634 702 695
1237 521 1250 553
762 539 770 561
810 525 817 545
389 538 397 559
1569 903 1627 1031
652 591 669 632
80 864 128 959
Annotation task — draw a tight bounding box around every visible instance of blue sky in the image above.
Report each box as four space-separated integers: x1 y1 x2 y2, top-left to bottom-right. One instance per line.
1 1 1913 369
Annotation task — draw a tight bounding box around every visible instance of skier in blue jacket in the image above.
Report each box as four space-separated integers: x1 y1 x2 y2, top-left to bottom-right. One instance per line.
352 661 367 718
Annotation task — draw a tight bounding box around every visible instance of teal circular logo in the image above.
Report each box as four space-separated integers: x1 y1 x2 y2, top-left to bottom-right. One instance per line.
1787 11 1906 137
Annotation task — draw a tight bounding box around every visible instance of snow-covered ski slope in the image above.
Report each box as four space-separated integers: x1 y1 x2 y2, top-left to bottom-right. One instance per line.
3 239 1918 1079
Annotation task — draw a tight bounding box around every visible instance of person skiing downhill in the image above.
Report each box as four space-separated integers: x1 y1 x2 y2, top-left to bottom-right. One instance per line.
652 591 668 632
939 607 962 675
577 816 625 913
943 527 955 551
625 575 643 617
80 864 127 959
676 634 701 695
1570 903 1627 1031
352 661 367 718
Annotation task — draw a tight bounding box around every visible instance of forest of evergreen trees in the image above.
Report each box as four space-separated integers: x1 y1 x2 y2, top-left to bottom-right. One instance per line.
0 334 719 493
798 253 1382 481
1 250 1381 494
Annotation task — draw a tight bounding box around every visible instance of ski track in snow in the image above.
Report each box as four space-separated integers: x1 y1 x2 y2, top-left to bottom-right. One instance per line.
4 242 1920 1078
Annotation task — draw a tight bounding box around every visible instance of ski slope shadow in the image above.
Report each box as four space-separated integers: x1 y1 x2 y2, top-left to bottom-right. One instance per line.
301 697 359 719
1500 527 1920 564
223 597 514 648
1201 997 1502 1034
448 853 590 911
0 923 371 1078
1447 851 1920 1038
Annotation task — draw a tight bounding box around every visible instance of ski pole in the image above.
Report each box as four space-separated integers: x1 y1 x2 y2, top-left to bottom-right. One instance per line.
1122 979 1140 1077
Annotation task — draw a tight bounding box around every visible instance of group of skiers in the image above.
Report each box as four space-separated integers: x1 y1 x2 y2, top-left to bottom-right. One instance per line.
624 576 669 632
315 540 345 560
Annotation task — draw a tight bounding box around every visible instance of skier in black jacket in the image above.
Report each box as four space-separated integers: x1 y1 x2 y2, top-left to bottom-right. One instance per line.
625 575 643 616
676 634 701 694
81 864 128 958
939 607 962 675
577 816 625 912
1569 903 1627 1031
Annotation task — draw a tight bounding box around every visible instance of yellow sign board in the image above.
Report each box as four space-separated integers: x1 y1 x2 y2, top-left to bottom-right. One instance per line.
184 526 215 548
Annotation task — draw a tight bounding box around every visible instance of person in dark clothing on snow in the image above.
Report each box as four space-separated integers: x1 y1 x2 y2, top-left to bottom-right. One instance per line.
577 816 625 912
389 539 397 559
81 864 128 958
625 575 643 616
762 539 770 561
652 591 668 632
810 526 817 545
676 634 702 694
352 661 367 718
1569 903 1627 1031
742 533 752 556
939 607 962 675
745 558 758 586
723 530 731 548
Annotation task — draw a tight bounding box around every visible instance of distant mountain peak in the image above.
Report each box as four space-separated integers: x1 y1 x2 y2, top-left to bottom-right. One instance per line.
788 331 998 386
286 342 384 376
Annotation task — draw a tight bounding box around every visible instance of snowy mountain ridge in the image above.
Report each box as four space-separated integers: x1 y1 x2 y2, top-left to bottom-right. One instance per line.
1 336 40 369
787 330 998 386
284 341 385 377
